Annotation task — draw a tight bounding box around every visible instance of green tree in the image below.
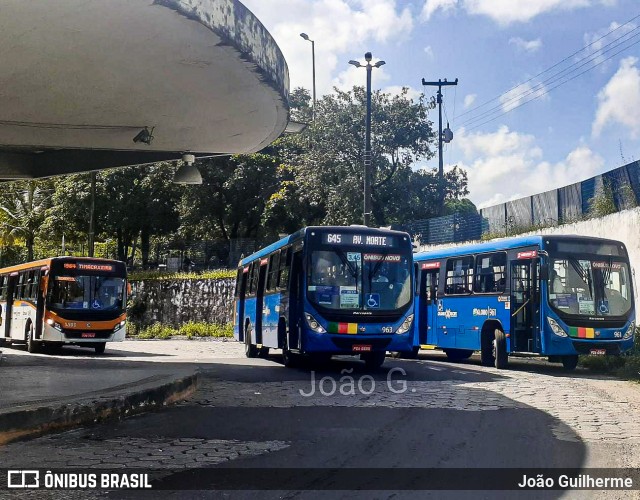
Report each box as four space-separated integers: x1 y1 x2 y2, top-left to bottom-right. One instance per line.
0 180 54 261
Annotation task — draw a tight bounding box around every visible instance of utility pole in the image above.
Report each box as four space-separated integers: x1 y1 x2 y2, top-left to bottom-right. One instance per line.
421 78 458 215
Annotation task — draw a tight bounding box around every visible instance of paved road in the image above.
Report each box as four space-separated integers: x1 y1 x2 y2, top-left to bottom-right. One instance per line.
1 340 639 499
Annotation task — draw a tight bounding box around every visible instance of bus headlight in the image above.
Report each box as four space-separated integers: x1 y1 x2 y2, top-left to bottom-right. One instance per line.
623 322 635 340
396 314 414 334
46 319 62 331
547 317 567 337
304 313 326 333
113 320 126 333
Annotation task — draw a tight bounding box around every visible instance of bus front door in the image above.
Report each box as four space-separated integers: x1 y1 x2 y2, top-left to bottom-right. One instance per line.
419 267 440 345
256 262 267 346
510 261 538 352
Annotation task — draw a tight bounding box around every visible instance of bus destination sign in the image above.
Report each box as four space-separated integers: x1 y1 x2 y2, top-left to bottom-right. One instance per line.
322 233 397 248
63 262 115 272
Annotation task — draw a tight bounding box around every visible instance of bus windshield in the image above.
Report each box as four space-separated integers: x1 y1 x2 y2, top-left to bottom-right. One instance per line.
48 275 126 312
307 248 412 312
548 256 632 318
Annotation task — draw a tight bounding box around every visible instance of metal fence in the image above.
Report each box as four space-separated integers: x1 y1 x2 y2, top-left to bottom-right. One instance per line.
405 159 640 245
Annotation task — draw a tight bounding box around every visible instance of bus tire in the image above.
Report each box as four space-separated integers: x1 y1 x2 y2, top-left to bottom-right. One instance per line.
26 322 40 354
444 348 473 362
494 329 508 369
94 342 106 354
480 331 495 367
562 355 578 371
244 324 258 358
362 351 386 370
258 347 270 358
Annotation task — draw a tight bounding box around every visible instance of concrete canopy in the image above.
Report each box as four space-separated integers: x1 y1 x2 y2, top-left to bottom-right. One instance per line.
0 0 289 179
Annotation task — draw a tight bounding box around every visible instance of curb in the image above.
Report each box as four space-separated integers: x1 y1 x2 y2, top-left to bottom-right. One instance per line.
0 373 198 446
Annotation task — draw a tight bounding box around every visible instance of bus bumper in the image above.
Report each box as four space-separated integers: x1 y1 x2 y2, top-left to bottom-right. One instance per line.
41 324 126 343
548 335 634 356
303 331 413 354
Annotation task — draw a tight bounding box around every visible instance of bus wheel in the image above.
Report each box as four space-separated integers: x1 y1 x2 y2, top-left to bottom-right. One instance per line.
94 342 106 354
561 355 578 371
362 351 386 370
493 329 508 369
444 349 473 362
26 323 40 354
480 331 495 367
244 325 259 358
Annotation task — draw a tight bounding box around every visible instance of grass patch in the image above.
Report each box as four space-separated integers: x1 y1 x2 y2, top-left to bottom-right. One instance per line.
128 322 233 340
129 269 235 282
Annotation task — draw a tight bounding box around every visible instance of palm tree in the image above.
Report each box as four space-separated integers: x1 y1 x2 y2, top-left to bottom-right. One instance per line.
0 180 54 262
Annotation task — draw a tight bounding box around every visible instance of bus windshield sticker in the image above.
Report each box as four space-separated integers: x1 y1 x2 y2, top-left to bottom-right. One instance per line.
347 252 360 262
339 287 359 308
517 250 538 259
365 293 380 309
55 276 76 282
578 299 595 315
593 261 622 270
363 254 401 263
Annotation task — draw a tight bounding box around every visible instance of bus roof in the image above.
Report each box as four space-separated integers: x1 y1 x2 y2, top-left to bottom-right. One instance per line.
414 234 627 261
239 226 411 267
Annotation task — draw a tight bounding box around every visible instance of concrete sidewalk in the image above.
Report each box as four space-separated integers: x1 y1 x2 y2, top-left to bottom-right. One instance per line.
0 342 201 445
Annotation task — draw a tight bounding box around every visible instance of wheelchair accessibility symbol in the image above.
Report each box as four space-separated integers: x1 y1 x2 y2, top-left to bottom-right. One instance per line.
366 294 380 309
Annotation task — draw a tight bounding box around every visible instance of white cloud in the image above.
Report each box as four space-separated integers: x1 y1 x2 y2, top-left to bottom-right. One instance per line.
499 81 548 112
452 126 604 207
420 0 614 26
463 93 476 109
424 45 434 59
592 56 640 138
509 37 542 53
582 21 637 71
420 0 457 21
241 0 414 96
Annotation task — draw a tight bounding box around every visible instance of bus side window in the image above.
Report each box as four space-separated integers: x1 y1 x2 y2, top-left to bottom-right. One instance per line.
445 257 474 295
247 263 258 297
278 248 291 291
0 275 6 300
267 252 280 292
474 253 506 293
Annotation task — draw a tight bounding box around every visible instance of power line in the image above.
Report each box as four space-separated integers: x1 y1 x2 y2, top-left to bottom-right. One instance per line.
456 12 640 121
464 36 640 132
459 25 640 128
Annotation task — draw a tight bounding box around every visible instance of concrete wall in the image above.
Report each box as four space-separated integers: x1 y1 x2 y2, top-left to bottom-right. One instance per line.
130 278 235 328
418 207 640 303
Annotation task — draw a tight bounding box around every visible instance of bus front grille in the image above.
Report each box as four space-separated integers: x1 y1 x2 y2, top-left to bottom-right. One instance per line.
572 341 621 355
64 331 112 340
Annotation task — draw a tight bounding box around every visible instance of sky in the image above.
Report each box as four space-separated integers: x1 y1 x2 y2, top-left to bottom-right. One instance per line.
241 0 640 209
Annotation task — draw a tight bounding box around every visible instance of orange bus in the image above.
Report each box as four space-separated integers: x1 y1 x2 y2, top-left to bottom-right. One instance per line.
0 257 127 354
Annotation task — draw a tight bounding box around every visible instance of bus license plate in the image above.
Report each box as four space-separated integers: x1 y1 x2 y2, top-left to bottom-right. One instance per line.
590 348 606 356
81 333 96 338
352 345 371 352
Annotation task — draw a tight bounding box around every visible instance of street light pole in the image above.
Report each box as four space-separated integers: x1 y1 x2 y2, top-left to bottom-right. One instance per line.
349 52 385 226
299 33 316 121
88 171 96 257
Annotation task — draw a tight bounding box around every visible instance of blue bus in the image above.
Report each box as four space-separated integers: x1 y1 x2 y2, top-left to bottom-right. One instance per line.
413 235 635 370
233 226 415 369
